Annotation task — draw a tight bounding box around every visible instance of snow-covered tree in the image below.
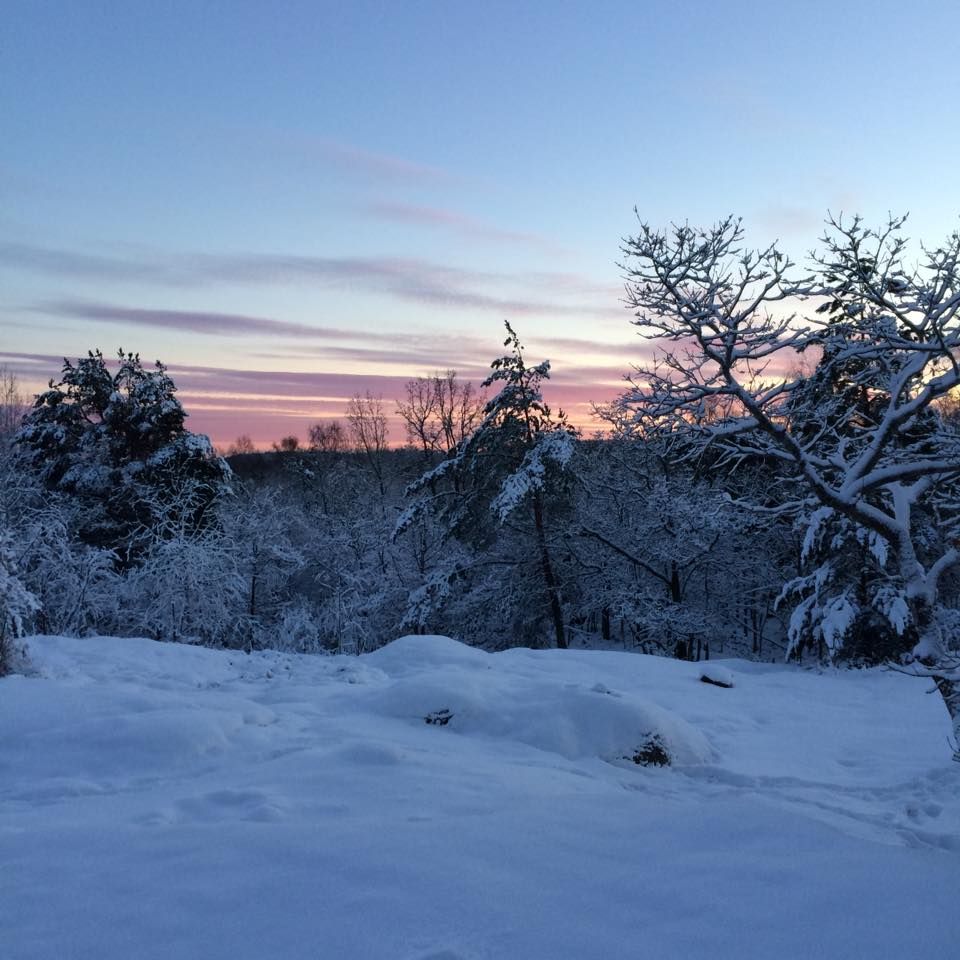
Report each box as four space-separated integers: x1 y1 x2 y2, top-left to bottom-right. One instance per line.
574 438 739 657
15 350 230 564
120 529 246 647
0 439 119 638
0 366 26 442
0 530 38 674
220 483 305 625
616 214 960 755
18 514 119 636
399 323 577 648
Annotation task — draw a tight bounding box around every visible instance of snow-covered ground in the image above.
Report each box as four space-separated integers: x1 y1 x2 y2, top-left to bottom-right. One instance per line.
3 634 959 960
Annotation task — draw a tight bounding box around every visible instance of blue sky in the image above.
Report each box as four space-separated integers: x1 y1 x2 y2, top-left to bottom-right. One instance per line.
3 0 960 444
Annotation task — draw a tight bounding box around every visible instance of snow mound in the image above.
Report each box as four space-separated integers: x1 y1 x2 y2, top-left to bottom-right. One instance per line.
366 633 491 673
368 635 713 766
7 635 291 789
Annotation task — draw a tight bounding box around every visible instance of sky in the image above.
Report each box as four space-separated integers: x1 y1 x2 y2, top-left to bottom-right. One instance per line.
3 0 960 447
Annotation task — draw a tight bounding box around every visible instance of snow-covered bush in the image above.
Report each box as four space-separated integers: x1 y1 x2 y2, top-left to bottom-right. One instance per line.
0 531 38 675
777 509 918 664
119 532 247 647
265 597 327 654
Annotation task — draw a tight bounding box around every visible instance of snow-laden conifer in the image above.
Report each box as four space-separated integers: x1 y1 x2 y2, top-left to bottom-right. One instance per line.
398 323 578 648
15 350 231 565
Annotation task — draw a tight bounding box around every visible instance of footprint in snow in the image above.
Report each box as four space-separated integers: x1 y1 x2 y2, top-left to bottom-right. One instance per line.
242 707 276 726
905 801 944 822
174 788 287 823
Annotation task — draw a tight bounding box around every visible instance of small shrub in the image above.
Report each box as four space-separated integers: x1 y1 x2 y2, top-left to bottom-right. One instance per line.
425 708 453 726
624 734 671 767
0 634 27 677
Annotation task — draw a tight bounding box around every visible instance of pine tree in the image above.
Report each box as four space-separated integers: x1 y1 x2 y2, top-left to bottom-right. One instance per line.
16 350 230 565
399 323 577 648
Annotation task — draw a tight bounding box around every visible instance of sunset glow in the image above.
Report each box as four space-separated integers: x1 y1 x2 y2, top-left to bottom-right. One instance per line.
4 1 960 446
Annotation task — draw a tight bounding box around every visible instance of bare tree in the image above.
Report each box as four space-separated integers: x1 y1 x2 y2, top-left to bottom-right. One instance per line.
273 435 300 453
228 434 256 456
617 214 960 756
0 366 26 440
435 370 485 452
308 419 348 454
397 376 439 454
346 392 389 498
397 371 485 455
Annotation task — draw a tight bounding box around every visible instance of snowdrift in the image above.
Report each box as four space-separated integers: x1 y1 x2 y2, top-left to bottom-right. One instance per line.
367 635 713 766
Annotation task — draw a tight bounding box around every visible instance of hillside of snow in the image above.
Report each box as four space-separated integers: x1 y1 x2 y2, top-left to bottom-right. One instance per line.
3 634 960 959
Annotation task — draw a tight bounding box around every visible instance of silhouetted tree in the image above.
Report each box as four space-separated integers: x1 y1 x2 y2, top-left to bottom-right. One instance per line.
308 420 348 453
229 434 256 456
274 435 300 453
397 370 484 455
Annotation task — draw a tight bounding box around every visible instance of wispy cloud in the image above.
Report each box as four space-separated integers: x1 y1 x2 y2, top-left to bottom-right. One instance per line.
33 300 383 342
0 241 182 285
190 253 618 318
7 240 621 319
253 343 493 375
361 200 565 254
176 363 619 441
310 138 455 186
30 300 498 372
13 298 651 408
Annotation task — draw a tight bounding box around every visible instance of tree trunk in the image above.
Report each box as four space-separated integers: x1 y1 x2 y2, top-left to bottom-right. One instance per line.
929 668 960 762
532 494 566 649
909 593 960 761
931 676 960 761
669 561 681 603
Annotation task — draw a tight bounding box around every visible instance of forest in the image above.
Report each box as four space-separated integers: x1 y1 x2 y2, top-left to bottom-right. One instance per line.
3 215 960 748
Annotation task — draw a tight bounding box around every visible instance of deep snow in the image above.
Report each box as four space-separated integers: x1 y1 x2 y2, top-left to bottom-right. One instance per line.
3 634 959 959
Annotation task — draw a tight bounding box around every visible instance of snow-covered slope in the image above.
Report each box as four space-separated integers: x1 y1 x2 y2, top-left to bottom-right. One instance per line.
3 634 959 959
